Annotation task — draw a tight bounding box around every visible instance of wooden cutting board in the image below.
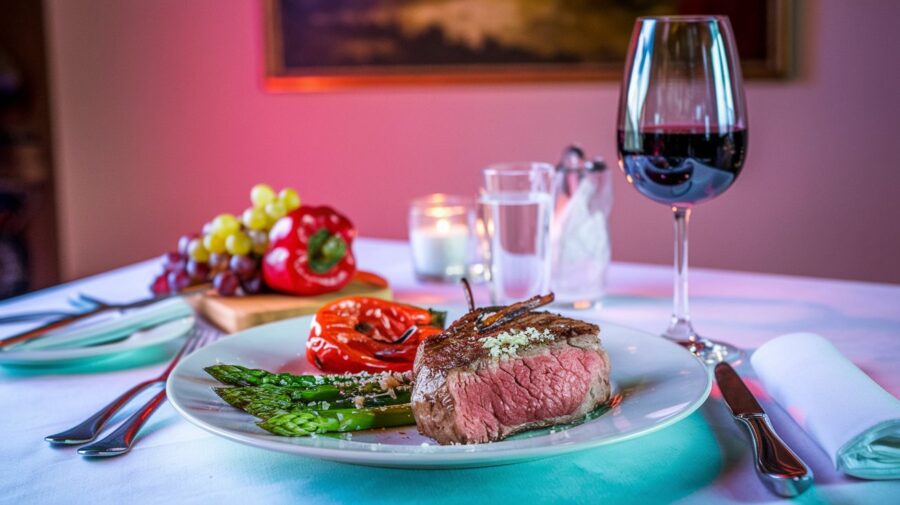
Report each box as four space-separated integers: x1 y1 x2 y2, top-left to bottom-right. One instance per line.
194 273 392 333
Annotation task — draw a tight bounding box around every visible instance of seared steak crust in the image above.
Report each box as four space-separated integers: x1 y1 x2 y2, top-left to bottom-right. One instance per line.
412 309 611 444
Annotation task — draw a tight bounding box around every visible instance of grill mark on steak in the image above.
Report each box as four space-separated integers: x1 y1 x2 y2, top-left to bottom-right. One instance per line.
412 309 611 445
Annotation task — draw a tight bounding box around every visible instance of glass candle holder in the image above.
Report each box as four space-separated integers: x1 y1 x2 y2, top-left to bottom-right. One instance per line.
409 194 474 282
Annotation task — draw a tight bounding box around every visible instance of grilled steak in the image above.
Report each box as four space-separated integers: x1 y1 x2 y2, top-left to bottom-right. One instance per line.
412 309 611 444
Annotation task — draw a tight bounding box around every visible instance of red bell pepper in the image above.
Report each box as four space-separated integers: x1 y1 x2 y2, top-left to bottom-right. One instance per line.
307 297 446 373
263 205 357 296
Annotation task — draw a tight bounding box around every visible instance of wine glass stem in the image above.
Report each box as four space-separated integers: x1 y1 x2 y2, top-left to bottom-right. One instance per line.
665 207 743 365
668 206 695 340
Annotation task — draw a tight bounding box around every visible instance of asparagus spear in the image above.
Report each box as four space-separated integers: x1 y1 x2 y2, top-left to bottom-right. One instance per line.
215 385 413 419
204 364 411 392
258 405 414 436
216 380 392 404
205 364 350 388
215 384 413 410
243 401 291 420
258 411 339 436
214 384 292 410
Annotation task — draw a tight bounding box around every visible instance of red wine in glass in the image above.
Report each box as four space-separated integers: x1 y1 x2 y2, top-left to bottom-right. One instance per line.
617 127 748 207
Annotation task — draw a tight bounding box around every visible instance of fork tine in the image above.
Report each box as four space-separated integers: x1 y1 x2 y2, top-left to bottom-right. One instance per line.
185 326 219 356
186 330 210 355
182 327 208 354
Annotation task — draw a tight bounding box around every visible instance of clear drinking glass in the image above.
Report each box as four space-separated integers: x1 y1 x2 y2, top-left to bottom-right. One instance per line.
617 16 748 363
480 163 554 305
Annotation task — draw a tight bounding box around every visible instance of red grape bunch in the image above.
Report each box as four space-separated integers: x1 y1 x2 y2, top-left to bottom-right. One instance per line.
151 184 301 296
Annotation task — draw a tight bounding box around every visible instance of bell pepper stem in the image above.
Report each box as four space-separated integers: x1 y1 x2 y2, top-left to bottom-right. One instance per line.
308 229 348 273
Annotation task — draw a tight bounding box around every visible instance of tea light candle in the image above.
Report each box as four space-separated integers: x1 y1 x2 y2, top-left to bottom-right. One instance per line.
409 195 474 281
410 219 469 278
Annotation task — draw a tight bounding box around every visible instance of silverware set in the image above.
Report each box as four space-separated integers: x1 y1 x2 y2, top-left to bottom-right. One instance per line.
44 322 219 457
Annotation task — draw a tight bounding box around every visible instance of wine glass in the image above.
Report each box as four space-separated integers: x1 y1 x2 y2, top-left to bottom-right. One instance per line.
616 16 748 364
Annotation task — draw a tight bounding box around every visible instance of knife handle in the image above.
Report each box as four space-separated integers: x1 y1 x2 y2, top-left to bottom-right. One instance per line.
737 413 813 497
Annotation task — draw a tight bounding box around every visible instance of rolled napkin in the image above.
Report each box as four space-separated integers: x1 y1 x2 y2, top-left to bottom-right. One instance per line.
751 333 900 479
11 297 193 351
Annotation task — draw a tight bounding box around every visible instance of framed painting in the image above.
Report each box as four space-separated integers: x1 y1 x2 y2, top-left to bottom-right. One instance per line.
264 0 794 92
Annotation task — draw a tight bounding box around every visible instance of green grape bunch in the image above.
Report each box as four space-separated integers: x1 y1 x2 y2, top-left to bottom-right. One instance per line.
151 184 302 297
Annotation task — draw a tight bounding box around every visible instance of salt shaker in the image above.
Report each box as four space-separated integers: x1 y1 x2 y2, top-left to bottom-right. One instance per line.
550 145 613 308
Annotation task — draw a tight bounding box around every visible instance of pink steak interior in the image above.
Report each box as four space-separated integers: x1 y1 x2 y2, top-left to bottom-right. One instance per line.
447 347 606 442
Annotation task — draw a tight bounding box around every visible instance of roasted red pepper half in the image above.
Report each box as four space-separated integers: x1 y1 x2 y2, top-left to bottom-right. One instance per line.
308 297 446 373
263 205 357 296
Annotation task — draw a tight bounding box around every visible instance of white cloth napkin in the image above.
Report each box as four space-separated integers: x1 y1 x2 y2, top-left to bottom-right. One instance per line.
13 297 193 351
751 333 900 480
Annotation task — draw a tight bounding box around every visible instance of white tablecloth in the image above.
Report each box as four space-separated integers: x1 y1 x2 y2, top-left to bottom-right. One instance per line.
1 238 898 504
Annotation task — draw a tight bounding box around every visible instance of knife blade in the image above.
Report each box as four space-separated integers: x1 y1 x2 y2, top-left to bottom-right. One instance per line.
715 362 813 497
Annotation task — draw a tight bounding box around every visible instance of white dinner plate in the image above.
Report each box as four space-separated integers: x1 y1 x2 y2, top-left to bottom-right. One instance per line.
0 316 194 367
167 312 711 468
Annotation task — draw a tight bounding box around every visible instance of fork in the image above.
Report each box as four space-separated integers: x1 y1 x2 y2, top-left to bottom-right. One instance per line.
75 325 220 457
45 324 216 446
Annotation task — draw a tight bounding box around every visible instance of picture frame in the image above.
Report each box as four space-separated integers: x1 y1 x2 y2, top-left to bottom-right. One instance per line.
264 0 794 92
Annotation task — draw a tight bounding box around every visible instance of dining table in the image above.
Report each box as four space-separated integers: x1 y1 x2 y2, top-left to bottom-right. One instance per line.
1 237 898 505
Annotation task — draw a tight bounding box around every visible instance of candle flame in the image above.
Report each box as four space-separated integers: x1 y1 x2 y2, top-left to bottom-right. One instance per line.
424 206 467 219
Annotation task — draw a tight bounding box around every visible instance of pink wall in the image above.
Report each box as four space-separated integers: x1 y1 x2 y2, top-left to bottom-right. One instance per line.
46 0 900 284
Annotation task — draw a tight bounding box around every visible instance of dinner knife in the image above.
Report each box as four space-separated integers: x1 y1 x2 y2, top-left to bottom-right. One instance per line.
715 362 813 497
0 286 204 350
0 305 113 350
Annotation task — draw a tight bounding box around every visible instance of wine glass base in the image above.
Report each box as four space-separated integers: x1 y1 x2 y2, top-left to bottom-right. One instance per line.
663 320 744 365
672 336 744 365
